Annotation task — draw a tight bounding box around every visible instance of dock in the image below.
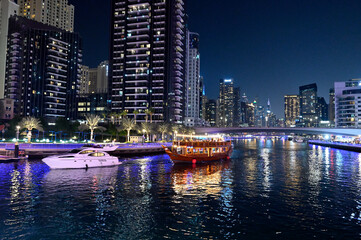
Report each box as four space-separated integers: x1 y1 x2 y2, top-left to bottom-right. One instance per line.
0 143 171 158
308 140 361 153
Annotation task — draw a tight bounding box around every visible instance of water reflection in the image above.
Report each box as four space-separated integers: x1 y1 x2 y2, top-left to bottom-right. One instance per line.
1 140 361 239
171 161 230 196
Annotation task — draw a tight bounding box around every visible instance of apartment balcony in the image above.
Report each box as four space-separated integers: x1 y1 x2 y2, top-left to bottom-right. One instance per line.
127 21 149 27
48 60 68 68
46 84 67 90
46 90 67 95
48 48 68 56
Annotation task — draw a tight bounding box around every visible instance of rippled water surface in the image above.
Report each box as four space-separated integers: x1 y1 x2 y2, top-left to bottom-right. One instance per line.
1 139 361 239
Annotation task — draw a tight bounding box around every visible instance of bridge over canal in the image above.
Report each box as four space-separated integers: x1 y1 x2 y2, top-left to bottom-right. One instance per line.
195 127 361 137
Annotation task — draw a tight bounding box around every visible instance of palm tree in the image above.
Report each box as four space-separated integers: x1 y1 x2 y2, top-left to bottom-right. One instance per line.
19 117 44 143
119 118 136 142
149 108 155 123
120 110 128 121
79 114 106 142
115 113 121 125
158 123 169 141
140 122 152 141
133 109 139 124
171 124 180 138
144 109 150 123
109 112 117 124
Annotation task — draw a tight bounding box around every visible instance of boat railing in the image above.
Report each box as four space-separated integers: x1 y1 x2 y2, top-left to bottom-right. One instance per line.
173 141 231 148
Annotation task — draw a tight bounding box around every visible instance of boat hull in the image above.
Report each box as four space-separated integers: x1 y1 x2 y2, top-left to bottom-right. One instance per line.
42 156 121 169
162 146 232 164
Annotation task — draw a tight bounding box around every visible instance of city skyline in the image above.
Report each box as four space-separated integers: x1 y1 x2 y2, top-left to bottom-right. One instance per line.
70 0 361 117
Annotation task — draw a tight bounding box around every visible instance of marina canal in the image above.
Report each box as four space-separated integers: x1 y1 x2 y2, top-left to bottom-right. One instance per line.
1 139 361 239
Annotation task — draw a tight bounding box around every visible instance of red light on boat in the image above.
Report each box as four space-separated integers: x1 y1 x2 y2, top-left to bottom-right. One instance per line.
192 159 197 164
227 156 230 160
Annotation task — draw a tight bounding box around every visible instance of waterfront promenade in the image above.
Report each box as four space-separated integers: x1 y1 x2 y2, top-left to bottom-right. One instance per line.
0 142 172 157
308 140 361 153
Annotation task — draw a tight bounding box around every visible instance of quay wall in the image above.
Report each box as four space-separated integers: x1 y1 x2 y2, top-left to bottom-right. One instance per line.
308 140 361 153
0 143 171 157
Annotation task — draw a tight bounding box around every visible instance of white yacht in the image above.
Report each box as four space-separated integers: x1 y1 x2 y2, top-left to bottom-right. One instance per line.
42 148 121 169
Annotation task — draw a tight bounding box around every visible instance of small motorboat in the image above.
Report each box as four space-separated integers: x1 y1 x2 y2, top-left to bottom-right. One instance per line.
293 137 306 143
42 148 121 169
80 144 118 152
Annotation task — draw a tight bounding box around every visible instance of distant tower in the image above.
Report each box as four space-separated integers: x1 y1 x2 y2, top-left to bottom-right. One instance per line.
299 83 318 127
267 98 271 113
284 95 300 127
218 79 234 127
241 93 248 103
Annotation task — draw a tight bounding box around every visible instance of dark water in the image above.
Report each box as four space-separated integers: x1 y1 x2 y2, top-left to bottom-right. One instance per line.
1 139 361 239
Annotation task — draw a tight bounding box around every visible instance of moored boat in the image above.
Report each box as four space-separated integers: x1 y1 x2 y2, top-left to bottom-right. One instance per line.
163 134 232 164
42 148 121 169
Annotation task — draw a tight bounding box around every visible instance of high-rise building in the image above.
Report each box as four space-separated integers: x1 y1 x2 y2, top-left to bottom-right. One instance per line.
5 16 82 120
241 101 254 127
88 69 98 94
96 61 109 93
329 88 335 125
205 99 217 127
17 0 74 32
0 0 18 98
200 79 207 121
185 32 200 125
218 79 234 127
335 79 361 128
317 97 328 121
233 87 241 127
241 93 248 103
265 98 277 127
284 95 300 127
299 83 318 127
88 61 109 94
253 98 265 127
79 65 90 94
110 0 186 124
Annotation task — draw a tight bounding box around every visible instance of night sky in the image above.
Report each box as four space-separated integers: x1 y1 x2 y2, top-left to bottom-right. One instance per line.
69 0 361 117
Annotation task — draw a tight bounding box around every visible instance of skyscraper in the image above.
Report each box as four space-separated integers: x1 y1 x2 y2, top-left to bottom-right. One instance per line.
17 0 74 32
0 0 18 98
253 98 265 127
233 87 241 127
335 79 361 128
317 97 328 121
218 79 234 127
200 77 207 121
241 101 254 127
88 61 109 94
284 95 300 127
5 16 82 120
299 83 318 127
79 65 90 94
329 88 335 125
185 31 200 125
110 0 186 123
205 99 217 127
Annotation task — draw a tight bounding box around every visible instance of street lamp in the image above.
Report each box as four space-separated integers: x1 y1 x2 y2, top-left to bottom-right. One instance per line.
142 129 146 143
16 125 20 140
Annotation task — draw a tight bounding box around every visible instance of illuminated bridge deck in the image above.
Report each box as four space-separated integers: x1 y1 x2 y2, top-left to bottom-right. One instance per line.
195 127 361 136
